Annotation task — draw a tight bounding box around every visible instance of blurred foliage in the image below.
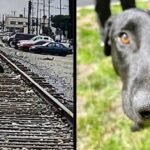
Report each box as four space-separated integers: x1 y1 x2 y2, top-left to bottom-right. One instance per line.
77 1 150 150
51 15 72 39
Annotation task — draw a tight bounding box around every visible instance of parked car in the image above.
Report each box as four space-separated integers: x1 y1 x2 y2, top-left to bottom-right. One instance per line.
29 42 72 56
69 39 74 51
10 33 35 48
18 40 49 51
7 34 16 47
18 35 54 46
61 41 70 48
2 32 13 43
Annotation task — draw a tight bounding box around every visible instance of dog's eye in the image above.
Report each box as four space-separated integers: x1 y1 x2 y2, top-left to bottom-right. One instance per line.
119 33 130 44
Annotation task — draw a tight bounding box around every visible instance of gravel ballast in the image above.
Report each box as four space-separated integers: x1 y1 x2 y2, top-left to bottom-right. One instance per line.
0 46 73 108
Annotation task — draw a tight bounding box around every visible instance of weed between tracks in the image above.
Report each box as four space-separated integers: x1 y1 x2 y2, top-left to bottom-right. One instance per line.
77 1 150 150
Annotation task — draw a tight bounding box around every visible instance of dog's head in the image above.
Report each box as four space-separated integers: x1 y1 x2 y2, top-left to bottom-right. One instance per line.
98 9 150 128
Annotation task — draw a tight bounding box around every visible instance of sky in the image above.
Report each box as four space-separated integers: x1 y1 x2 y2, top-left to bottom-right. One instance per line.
0 0 69 20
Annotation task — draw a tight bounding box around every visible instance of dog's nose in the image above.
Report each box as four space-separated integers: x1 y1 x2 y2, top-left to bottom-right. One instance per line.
139 111 150 119
133 91 150 120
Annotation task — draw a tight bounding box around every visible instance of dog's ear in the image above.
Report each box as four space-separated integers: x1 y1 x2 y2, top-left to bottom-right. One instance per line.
103 16 115 56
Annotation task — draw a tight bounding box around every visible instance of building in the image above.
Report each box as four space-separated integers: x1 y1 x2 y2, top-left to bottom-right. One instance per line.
5 15 28 33
4 15 56 35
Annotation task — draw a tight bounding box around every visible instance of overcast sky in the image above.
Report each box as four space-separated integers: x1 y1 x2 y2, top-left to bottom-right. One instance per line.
0 0 69 20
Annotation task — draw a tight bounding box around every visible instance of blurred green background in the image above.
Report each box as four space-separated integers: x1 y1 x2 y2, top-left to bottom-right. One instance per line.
77 1 150 150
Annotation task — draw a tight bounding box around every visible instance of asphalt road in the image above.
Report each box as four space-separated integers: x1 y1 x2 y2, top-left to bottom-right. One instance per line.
77 0 118 7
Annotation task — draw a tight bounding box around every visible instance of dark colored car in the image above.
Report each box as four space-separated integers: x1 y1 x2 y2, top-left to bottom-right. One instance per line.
29 42 72 56
10 33 35 49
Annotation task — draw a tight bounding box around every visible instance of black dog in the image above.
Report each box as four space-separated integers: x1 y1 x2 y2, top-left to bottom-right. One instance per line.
96 8 150 131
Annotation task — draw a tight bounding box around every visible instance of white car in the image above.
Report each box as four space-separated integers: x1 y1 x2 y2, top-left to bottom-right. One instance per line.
61 41 70 48
2 32 13 42
18 35 54 47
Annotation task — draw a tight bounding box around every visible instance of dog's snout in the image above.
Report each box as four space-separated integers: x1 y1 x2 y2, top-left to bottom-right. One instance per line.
139 111 150 119
133 91 150 120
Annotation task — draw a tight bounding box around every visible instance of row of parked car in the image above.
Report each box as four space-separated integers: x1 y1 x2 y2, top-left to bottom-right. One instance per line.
1 32 73 56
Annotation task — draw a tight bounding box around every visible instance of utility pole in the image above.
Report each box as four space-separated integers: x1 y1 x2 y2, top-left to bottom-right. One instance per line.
69 0 74 40
42 0 46 35
11 11 16 17
2 14 4 31
39 9 42 34
28 0 32 34
31 0 34 34
69 0 72 19
43 0 46 28
60 0 61 15
59 0 62 40
36 0 39 35
48 0 51 28
24 7 26 17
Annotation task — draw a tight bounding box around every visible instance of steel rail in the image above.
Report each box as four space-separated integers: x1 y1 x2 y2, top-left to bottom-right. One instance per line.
0 53 73 123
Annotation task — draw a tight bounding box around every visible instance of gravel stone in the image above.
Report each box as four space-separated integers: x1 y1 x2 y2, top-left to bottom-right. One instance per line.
0 47 73 106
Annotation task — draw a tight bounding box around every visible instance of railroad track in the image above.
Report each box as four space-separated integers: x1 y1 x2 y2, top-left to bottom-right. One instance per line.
0 51 74 149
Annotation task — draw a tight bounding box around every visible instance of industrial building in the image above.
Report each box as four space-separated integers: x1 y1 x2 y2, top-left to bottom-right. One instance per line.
4 15 56 34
